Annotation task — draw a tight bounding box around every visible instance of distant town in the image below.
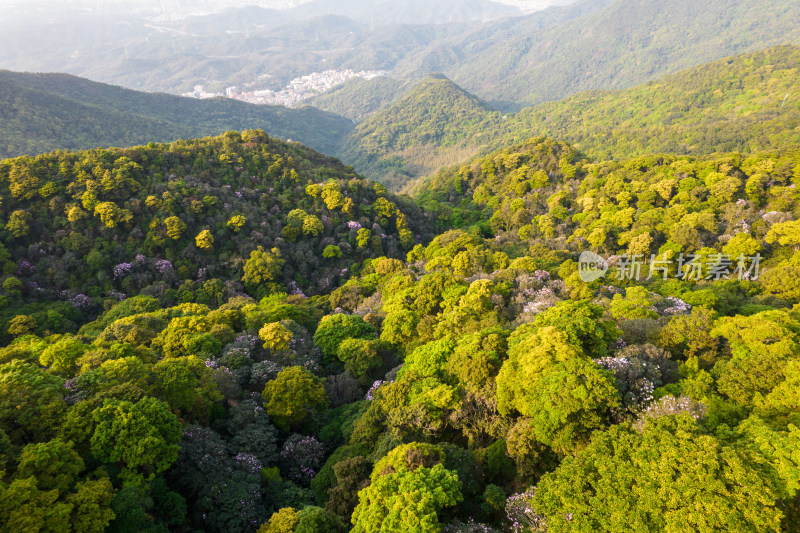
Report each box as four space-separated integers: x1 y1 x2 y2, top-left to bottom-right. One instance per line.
181 69 387 107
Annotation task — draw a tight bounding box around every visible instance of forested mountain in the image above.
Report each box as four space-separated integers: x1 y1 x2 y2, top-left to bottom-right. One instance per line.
4 2 800 530
8 0 799 111
0 130 433 343
507 45 800 159
308 77 414 122
0 70 354 159
340 74 503 188
343 46 800 190
436 0 800 106
0 9 463 95
4 45 799 192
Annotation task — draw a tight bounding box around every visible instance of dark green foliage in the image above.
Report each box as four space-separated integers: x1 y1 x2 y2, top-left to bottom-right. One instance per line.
0 70 354 159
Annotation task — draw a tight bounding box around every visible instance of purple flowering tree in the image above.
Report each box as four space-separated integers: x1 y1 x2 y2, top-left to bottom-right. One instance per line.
279 434 325 486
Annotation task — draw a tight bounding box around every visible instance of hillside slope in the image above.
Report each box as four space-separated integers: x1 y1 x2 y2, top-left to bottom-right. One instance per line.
508 45 800 159
402 0 800 107
340 74 502 188
308 76 414 122
352 46 800 190
0 130 433 337
0 70 354 159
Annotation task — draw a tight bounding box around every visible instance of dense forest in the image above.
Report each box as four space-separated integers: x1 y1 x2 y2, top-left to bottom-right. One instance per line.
2 107 800 532
3 1 800 524
347 45 800 189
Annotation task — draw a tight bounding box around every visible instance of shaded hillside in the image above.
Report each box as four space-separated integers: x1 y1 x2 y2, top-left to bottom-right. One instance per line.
0 70 354 159
308 76 414 121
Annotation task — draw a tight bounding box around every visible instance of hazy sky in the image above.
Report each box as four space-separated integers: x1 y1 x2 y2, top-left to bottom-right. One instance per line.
0 0 574 14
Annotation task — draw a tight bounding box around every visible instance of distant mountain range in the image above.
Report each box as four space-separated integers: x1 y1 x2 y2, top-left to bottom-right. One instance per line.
2 45 800 192
397 0 800 108
287 0 524 25
3 0 798 108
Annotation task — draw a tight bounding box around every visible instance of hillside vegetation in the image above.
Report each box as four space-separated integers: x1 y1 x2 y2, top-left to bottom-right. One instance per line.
438 0 800 106
0 70 354 159
352 46 800 189
509 45 800 159
0 130 432 341
3 131 800 531
340 74 503 188
308 77 414 122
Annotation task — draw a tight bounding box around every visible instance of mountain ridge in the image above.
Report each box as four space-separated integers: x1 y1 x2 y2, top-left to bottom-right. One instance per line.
0 70 354 159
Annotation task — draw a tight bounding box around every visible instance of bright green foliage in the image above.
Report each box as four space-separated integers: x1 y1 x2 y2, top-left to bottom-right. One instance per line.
532 301 617 358
351 443 462 533
400 339 455 381
711 310 800 406
444 327 507 392
262 366 327 431
2 276 22 296
766 220 800 248
0 360 65 444
8 315 36 337
722 233 761 257
351 465 461 532
0 476 72 532
610 287 658 320
302 215 324 237
242 247 285 285
658 306 719 363
356 228 371 248
532 414 785 533
371 443 446 480
7 209 31 237
497 326 619 452
16 438 84 493
259 321 294 351
337 338 383 384
90 397 181 483
735 416 800 500
259 507 301 533
39 336 87 374
151 355 222 420
65 477 116 533
323 245 343 259
314 314 376 363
